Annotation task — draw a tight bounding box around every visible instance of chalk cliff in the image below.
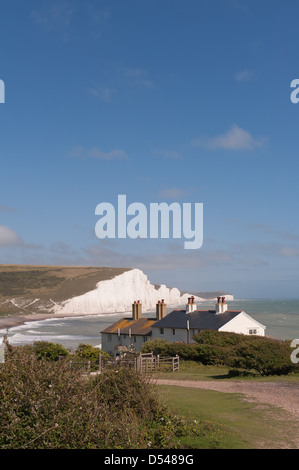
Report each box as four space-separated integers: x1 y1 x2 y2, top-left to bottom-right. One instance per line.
0 265 233 316
54 268 206 314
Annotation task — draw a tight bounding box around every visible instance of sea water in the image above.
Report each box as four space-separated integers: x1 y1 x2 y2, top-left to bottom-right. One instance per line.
1 299 299 351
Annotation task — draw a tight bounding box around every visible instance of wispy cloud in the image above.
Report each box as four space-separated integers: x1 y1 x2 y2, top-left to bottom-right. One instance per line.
154 149 181 160
31 1 74 38
0 205 16 214
235 69 255 82
248 223 299 241
86 85 117 102
69 146 128 160
0 226 23 246
192 124 266 151
122 67 153 87
158 188 187 200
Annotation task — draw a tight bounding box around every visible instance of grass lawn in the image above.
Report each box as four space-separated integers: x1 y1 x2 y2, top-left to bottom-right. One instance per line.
157 384 299 449
153 361 299 449
153 360 299 382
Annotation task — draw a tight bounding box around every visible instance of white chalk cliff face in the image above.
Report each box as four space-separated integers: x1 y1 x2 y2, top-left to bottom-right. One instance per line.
54 268 205 315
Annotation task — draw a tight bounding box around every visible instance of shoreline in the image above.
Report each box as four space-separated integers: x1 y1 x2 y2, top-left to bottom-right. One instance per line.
0 312 119 331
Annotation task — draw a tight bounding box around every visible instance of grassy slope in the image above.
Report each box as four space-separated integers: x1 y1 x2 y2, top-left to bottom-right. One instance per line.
158 385 299 449
155 362 299 448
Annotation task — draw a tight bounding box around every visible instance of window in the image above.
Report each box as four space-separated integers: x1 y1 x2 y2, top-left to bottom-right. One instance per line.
172 329 175 335
133 335 137 342
160 328 164 335
249 329 257 335
108 334 112 342
143 336 147 342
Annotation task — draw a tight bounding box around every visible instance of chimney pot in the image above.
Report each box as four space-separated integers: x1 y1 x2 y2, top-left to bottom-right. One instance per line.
222 296 225 303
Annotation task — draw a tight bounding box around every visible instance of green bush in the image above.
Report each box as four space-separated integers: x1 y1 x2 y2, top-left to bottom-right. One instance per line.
141 339 200 361
74 343 109 361
31 341 69 361
0 345 190 449
194 330 245 347
229 338 295 376
142 331 299 376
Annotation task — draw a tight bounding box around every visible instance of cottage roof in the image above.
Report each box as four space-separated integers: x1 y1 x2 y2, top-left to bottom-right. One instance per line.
152 309 243 330
101 317 156 336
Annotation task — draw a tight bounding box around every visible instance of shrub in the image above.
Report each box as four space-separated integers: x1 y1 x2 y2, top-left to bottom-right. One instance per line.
74 343 109 361
229 338 295 376
142 331 299 376
31 341 69 362
0 345 180 449
141 339 200 361
194 330 246 347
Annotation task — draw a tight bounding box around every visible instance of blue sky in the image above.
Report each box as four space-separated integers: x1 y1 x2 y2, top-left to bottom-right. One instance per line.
1 0 299 298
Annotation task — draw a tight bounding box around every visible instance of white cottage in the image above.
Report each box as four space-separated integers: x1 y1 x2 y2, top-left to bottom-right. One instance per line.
100 296 266 354
100 300 167 355
151 296 266 343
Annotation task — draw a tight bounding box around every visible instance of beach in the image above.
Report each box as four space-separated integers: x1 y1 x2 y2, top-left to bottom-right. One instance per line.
0 311 116 331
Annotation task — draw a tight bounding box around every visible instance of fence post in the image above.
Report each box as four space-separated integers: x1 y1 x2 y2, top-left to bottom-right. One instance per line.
99 353 102 372
87 360 91 373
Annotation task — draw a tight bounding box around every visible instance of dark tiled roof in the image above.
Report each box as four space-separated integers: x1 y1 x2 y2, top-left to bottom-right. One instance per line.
152 309 242 330
101 317 156 336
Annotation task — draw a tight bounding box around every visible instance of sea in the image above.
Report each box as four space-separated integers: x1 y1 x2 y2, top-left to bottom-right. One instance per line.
1 299 299 351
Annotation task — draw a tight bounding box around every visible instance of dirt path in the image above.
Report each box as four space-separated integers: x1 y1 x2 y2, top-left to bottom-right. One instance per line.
154 379 299 448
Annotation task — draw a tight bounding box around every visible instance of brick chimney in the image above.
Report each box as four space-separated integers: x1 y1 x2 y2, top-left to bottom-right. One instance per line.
186 295 197 313
215 296 222 314
215 296 227 314
132 300 142 320
156 299 167 321
221 296 228 313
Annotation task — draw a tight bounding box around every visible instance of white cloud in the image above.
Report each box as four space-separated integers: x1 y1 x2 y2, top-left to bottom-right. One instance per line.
154 149 181 159
279 246 299 257
86 85 117 102
89 147 128 160
69 146 128 160
158 188 187 199
0 226 23 246
0 205 16 213
235 69 255 82
122 67 153 87
192 124 266 151
31 1 74 35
